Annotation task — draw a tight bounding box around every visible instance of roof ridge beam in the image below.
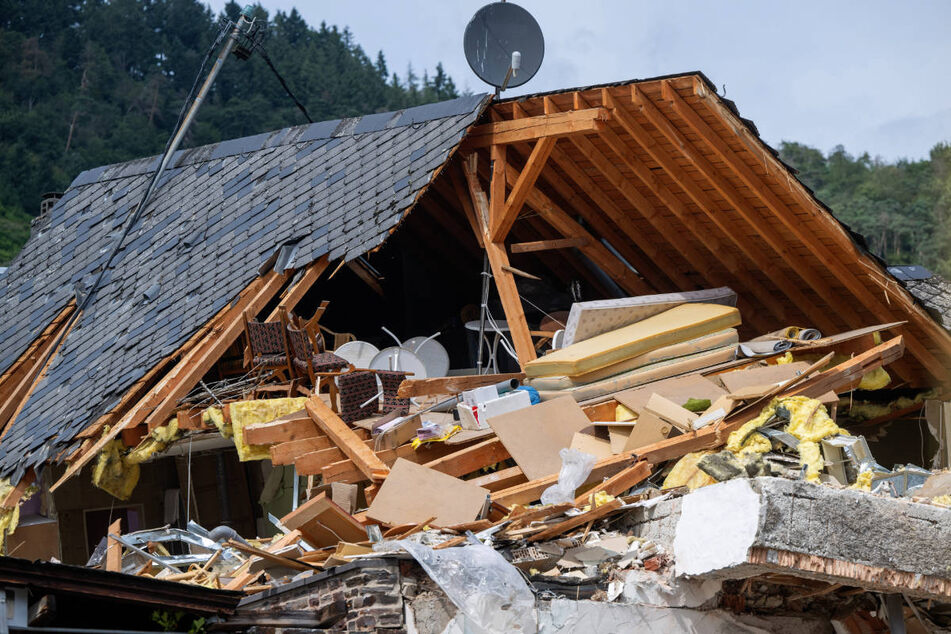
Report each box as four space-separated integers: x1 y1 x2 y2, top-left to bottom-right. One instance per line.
463 108 610 148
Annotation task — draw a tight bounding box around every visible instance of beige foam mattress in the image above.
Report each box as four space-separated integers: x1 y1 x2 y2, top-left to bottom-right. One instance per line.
528 329 739 391
534 345 737 403
524 303 741 379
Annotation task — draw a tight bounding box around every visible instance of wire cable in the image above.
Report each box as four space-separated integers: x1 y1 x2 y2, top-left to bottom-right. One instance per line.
252 40 314 123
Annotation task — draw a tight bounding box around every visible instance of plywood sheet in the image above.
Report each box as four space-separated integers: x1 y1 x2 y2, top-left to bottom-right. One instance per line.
570 430 613 458
718 362 810 394
366 459 488 527
488 396 591 480
615 374 727 417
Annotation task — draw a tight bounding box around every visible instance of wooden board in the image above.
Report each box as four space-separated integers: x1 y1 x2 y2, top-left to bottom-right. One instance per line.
366 459 489 527
570 430 613 458
396 373 525 398
487 396 591 480
305 395 389 481
280 492 366 548
614 374 727 417
718 362 810 394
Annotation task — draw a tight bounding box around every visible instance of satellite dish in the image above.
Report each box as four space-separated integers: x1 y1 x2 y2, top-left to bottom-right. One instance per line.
464 2 544 91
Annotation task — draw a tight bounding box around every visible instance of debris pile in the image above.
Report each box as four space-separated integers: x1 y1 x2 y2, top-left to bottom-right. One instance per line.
80 286 951 631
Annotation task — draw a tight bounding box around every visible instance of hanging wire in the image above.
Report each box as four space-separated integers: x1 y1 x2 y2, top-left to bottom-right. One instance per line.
251 39 314 123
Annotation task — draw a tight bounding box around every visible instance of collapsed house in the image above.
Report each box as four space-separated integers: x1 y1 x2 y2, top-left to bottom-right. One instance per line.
0 72 949 631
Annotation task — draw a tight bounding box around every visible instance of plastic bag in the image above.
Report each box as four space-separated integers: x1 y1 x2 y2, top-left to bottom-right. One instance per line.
540 448 597 505
393 538 536 633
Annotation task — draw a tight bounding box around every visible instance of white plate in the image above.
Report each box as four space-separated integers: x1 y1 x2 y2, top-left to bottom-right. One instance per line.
403 336 450 378
369 347 427 380
334 340 380 369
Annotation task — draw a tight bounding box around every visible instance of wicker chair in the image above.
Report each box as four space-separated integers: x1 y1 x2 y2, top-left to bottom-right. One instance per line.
242 311 293 380
286 325 352 411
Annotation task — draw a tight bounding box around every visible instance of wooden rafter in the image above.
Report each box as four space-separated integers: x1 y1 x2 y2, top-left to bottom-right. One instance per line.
667 80 949 383
52 269 290 492
547 94 777 333
490 136 555 242
461 153 537 366
617 88 845 335
488 157 652 296
0 302 77 438
464 107 610 148
510 237 589 254
265 257 330 321
571 92 792 329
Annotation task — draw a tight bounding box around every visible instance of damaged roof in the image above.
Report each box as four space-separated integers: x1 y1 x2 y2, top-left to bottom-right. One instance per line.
0 93 489 476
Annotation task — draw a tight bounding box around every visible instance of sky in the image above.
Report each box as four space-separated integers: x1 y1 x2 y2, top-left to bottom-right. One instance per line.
209 1 951 161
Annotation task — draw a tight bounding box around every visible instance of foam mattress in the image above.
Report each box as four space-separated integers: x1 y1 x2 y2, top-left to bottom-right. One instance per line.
523 303 741 379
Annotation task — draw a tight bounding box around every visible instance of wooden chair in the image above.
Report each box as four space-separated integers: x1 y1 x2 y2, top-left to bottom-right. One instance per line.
242 310 294 381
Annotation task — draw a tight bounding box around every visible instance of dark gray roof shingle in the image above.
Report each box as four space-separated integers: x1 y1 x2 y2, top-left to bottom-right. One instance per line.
0 93 489 475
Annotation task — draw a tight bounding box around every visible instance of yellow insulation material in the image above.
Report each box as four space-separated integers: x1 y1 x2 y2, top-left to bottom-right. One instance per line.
127 419 179 464
229 397 308 462
858 367 890 390
662 451 717 491
726 396 844 483
849 470 874 492
0 478 37 545
931 494 951 507
204 407 230 438
92 435 140 500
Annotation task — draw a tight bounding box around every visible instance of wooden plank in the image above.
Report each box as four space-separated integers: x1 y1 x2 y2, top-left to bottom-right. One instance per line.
421 438 510 477
225 529 302 591
319 442 464 484
464 108 610 148
509 237 589 254
51 270 289 492
491 136 556 242
106 519 122 573
449 164 485 247
464 152 537 366
305 395 389 481
564 93 786 331
468 465 526 492
245 413 320 445
265 257 329 321
671 80 949 381
293 438 375 475
0 304 78 438
527 498 623 542
269 436 334 465
1 469 35 509
280 492 366 548
575 460 651 505
620 87 843 337
397 372 525 398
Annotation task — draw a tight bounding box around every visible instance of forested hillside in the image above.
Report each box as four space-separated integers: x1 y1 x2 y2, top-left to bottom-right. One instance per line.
0 1 949 280
0 0 458 262
779 142 951 277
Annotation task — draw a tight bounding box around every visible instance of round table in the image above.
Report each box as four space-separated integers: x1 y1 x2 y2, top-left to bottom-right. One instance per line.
465 319 510 374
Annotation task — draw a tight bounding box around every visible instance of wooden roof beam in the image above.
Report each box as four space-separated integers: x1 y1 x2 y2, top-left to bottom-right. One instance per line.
552 95 779 333
464 107 610 148
667 79 949 382
574 92 792 330
618 87 845 337
510 237 589 254
462 153 537 366
496 159 653 296
507 102 673 292
490 136 555 242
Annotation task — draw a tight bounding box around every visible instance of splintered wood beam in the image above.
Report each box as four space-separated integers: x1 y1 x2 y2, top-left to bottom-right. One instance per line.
0 303 78 438
618 87 844 338
304 395 389 481
666 80 949 382
463 153 537 366
490 136 556 242
464 108 610 148
509 237 589 254
448 164 485 247
266 257 330 321
421 438 511 478
396 372 525 398
51 270 290 492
